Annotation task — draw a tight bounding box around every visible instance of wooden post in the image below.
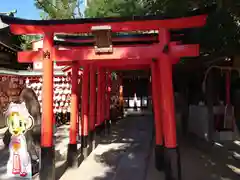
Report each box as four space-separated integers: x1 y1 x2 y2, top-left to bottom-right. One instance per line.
40 33 55 180
151 60 164 171
81 65 90 158
158 29 181 180
101 71 107 135
106 71 112 134
96 68 104 135
67 61 79 167
89 65 97 149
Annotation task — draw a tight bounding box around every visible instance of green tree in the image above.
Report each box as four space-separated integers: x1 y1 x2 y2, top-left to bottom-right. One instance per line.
85 0 240 56
34 0 82 19
85 0 145 18
25 0 83 49
143 0 240 55
20 35 42 50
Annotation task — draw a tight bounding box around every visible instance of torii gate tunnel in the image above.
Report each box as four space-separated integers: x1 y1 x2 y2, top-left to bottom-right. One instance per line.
1 13 207 180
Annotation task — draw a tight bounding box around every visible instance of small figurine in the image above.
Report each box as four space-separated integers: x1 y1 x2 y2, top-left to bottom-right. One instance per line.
4 102 34 179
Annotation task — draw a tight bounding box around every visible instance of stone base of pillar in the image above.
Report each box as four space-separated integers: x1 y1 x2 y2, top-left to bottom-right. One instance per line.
101 122 107 136
106 120 111 135
155 144 164 171
111 118 117 125
40 146 55 180
96 122 106 136
67 144 78 168
89 131 96 150
96 125 102 136
164 147 181 180
81 135 88 159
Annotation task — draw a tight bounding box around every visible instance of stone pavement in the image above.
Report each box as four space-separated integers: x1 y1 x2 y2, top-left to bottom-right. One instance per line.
60 113 154 180
146 134 240 180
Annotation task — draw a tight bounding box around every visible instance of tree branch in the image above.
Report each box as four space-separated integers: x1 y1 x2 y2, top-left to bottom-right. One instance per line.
77 0 82 17
36 0 62 12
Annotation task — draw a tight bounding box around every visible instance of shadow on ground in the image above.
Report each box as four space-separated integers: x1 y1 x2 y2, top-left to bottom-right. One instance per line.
91 113 154 180
178 132 240 180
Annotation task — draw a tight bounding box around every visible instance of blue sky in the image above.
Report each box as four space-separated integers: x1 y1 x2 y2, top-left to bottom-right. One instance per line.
0 0 85 20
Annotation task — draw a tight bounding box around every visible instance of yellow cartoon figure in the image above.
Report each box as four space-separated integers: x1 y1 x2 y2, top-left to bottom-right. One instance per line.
4 102 34 179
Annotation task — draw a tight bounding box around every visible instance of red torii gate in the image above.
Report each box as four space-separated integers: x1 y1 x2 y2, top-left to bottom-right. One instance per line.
0 14 207 180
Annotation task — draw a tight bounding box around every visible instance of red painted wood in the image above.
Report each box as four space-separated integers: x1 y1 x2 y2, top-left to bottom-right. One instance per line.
151 61 163 145
18 44 198 63
69 62 79 144
106 72 111 121
9 15 207 34
96 68 104 126
101 71 107 124
158 29 177 148
89 65 97 131
41 33 54 147
56 35 158 43
56 59 151 67
81 66 90 136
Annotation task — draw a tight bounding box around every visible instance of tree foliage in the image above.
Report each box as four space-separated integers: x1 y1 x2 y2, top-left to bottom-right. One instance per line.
85 0 145 18
85 0 240 56
20 35 42 50
143 0 240 54
34 0 82 19
25 1 83 49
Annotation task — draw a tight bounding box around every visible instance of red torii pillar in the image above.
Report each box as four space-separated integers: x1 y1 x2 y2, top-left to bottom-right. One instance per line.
89 65 97 149
40 33 55 180
81 65 90 158
96 68 104 135
67 61 79 167
158 29 181 180
105 71 112 134
77 74 83 142
119 74 124 117
101 71 107 135
151 60 164 171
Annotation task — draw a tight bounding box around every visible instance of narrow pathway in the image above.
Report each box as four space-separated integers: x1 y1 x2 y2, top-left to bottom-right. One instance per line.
60 114 154 180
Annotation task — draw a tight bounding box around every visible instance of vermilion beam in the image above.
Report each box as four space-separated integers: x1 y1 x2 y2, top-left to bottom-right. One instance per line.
56 59 151 67
58 36 157 43
9 15 207 34
100 64 150 70
18 44 199 63
57 62 149 71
